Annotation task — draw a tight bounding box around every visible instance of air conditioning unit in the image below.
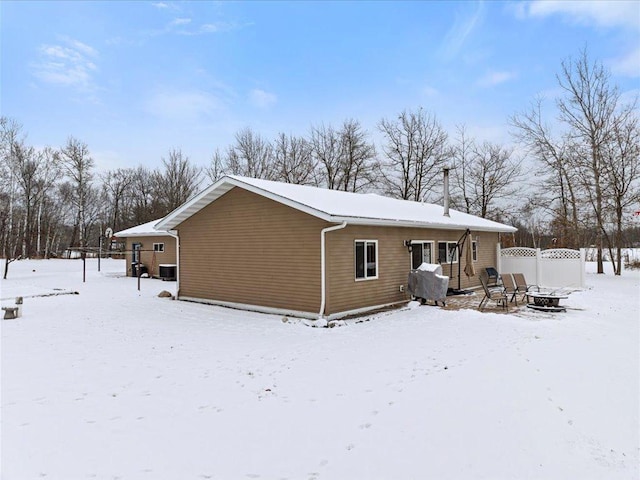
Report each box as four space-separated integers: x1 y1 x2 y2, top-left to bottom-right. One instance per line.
158 264 177 281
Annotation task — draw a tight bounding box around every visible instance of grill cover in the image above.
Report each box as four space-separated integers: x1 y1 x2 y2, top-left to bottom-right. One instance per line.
408 263 449 303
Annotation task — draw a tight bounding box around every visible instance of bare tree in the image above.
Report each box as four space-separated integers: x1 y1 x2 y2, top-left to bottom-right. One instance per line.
154 148 202 213
450 125 476 213
337 119 378 192
556 49 622 273
205 149 226 184
101 168 135 233
226 128 275 179
272 132 318 185
378 108 450 201
602 112 640 274
310 123 343 189
456 140 522 219
59 137 94 251
13 145 61 257
131 166 161 224
0 117 25 278
510 99 584 248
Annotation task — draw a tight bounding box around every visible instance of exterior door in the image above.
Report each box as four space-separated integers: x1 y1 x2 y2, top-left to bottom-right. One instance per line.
411 242 433 269
132 242 141 263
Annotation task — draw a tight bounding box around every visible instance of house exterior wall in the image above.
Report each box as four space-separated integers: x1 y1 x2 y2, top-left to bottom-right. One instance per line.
324 226 499 316
174 185 501 317
124 235 177 277
176 186 327 313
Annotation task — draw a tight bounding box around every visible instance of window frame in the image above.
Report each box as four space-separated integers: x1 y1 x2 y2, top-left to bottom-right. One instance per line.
410 240 434 270
354 239 379 281
472 240 478 262
438 241 459 264
153 242 165 253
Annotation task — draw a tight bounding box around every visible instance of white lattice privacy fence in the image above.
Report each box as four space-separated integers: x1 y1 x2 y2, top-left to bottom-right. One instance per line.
497 246 585 289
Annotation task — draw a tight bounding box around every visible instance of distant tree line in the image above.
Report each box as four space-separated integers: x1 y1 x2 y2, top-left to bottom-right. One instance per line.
1 49 638 276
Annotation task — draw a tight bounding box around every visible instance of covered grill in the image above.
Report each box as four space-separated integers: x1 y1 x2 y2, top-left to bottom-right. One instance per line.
408 263 449 306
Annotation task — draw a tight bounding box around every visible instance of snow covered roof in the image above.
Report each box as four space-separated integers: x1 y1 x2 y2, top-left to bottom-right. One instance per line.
113 219 171 238
156 175 517 233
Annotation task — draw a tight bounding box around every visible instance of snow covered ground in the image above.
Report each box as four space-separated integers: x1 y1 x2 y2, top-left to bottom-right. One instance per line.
1 258 638 480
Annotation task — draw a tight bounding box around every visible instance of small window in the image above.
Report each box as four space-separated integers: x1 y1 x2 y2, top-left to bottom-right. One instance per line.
355 240 378 280
153 243 165 252
411 241 433 269
438 241 458 264
472 240 478 262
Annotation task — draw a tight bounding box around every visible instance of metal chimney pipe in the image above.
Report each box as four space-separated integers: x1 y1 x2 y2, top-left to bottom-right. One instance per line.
443 167 450 217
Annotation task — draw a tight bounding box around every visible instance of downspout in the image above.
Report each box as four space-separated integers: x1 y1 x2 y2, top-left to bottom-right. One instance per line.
443 167 450 217
167 229 180 296
319 221 348 320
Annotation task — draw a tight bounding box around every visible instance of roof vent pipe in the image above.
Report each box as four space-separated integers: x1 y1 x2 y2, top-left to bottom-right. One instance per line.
443 167 450 217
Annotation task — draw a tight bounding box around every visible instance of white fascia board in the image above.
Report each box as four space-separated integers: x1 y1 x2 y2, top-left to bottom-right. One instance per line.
115 231 173 238
329 216 518 233
156 179 234 230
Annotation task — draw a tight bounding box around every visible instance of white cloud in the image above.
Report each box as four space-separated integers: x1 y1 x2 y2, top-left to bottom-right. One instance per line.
440 1 486 59
248 89 277 109
150 18 250 37
610 47 640 78
179 21 252 36
525 0 640 30
476 70 517 87
170 17 192 26
146 88 221 120
32 37 99 91
151 2 180 10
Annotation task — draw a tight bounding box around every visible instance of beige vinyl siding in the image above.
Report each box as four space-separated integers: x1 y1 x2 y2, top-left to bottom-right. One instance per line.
176 186 327 313
173 184 502 317
124 235 177 277
325 227 499 315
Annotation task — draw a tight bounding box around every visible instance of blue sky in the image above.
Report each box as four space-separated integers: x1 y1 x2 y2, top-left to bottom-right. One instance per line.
2 1 639 172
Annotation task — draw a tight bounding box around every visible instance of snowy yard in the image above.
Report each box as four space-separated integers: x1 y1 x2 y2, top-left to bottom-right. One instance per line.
1 258 638 480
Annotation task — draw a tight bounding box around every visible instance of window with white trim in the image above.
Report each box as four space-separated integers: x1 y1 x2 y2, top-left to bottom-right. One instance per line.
411 241 434 269
355 240 378 280
472 240 478 262
438 241 458 264
153 242 165 252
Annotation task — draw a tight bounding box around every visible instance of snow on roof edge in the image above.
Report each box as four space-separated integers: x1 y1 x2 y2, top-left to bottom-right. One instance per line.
113 219 172 238
156 175 517 233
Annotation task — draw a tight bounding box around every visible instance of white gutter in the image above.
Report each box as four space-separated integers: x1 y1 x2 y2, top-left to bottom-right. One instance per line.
319 222 348 319
167 229 180 295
